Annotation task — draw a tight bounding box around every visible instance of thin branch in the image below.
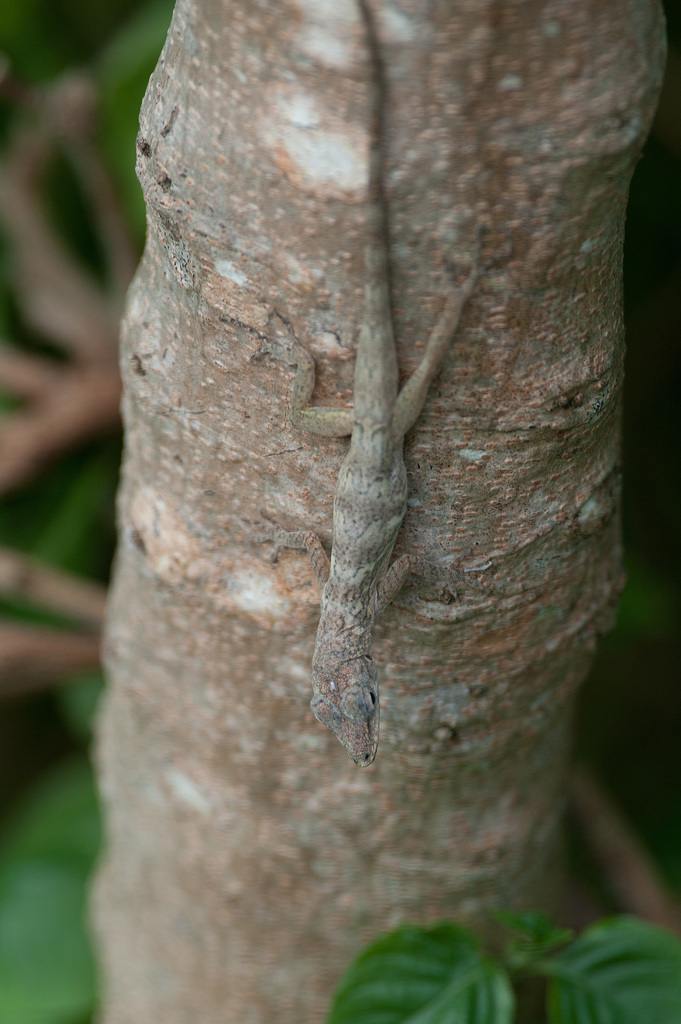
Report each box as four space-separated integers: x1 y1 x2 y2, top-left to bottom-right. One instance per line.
42 71 139 296
0 621 101 698
571 765 681 935
0 64 133 494
0 547 107 627
0 129 120 360
0 344 63 400
0 361 121 495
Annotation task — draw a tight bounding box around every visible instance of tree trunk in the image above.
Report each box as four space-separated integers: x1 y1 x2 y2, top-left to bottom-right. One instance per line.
93 0 665 1021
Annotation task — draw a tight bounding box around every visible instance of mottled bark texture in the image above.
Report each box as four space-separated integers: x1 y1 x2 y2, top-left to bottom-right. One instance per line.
93 0 665 1021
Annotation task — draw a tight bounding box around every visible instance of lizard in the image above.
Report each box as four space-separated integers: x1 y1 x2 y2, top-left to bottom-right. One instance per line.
254 0 486 765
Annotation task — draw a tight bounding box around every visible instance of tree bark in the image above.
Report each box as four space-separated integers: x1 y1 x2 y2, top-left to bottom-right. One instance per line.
93 0 665 1021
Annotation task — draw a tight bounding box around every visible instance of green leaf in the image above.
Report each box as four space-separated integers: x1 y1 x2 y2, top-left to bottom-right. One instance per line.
56 669 105 741
0 757 100 871
613 554 679 641
0 860 96 1023
497 911 573 971
95 0 176 241
327 923 515 1024
96 0 175 89
31 443 118 576
496 911 571 945
540 916 681 1024
0 759 100 1022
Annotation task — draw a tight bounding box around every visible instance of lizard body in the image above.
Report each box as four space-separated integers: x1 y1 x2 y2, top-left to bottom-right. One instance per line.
256 0 483 764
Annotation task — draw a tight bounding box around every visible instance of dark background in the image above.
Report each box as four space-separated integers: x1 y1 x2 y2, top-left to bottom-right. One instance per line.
0 1 679 1021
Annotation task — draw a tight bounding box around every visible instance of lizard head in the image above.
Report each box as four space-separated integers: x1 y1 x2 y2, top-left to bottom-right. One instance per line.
310 655 379 766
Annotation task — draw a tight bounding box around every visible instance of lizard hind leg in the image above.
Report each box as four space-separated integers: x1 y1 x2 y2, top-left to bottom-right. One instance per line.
391 253 479 440
376 551 495 614
252 311 353 438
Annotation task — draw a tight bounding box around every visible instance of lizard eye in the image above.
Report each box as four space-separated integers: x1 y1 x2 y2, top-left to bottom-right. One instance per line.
342 684 377 721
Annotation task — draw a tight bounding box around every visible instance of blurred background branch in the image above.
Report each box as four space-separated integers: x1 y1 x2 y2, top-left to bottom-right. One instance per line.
0 3 173 1020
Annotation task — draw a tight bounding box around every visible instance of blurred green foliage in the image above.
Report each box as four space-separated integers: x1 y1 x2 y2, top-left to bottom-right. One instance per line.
96 0 178 238
0 0 678 1021
0 0 174 244
0 440 122 581
327 915 681 1024
0 756 100 1024
0 0 173 1020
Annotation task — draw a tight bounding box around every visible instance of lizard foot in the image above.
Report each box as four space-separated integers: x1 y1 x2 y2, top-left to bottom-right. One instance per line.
412 554 498 600
249 310 313 369
257 510 331 586
255 510 301 563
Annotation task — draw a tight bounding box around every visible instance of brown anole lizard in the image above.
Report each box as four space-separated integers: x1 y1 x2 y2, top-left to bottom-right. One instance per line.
256 0 486 765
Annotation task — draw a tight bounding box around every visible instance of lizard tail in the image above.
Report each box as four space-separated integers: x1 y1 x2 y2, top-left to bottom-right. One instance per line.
357 0 388 261
354 0 399 425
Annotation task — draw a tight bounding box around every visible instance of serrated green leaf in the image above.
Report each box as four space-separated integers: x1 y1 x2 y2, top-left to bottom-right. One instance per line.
327 923 514 1024
541 916 681 1024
